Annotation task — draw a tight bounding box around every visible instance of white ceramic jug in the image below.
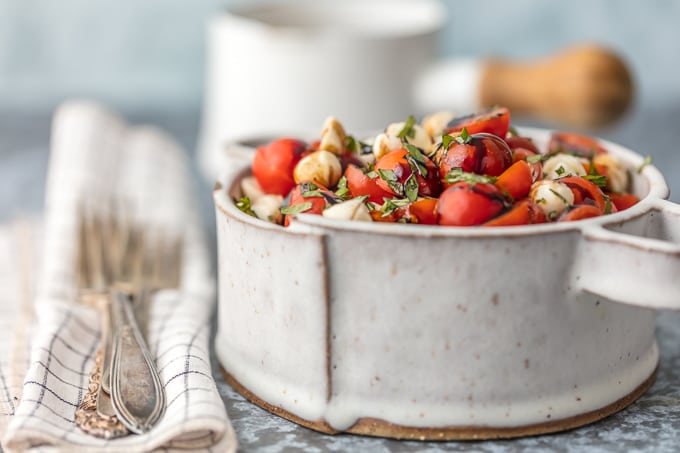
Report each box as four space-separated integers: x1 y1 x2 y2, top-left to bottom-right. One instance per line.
197 0 632 182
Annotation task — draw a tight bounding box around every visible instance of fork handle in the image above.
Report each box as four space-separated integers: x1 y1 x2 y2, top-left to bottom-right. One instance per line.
109 289 165 433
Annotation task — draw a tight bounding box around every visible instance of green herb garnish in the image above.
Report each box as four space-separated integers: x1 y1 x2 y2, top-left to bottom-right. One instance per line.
526 154 547 164
555 165 566 177
404 143 427 164
365 170 378 179
280 202 313 215
235 196 256 217
345 135 359 154
378 168 398 182
380 198 411 217
584 174 607 188
444 168 497 185
584 162 607 188
604 194 613 214
405 174 419 202
636 155 652 173
460 127 470 143
441 134 455 150
397 115 417 140
335 176 350 199
549 188 569 205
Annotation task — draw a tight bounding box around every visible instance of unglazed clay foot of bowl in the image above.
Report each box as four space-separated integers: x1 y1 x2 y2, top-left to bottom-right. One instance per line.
213 128 680 440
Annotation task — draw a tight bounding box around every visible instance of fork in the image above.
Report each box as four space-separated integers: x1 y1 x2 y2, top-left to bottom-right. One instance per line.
74 212 128 438
75 208 182 435
108 228 182 434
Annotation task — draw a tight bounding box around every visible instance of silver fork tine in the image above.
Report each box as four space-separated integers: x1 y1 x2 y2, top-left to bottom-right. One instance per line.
74 208 128 438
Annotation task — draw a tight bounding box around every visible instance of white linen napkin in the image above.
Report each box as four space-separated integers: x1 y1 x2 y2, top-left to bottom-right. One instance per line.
0 101 236 452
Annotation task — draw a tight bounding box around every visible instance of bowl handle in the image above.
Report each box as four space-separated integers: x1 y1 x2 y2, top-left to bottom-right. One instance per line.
574 199 680 310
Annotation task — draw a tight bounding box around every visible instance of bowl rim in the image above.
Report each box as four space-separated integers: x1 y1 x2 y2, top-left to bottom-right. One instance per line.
214 126 670 239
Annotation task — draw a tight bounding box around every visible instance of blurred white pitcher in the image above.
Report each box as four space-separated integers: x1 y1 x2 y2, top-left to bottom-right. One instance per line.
197 0 635 182
197 0 478 181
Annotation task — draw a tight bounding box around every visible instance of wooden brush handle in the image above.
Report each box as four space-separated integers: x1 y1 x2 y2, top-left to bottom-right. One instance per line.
480 45 634 128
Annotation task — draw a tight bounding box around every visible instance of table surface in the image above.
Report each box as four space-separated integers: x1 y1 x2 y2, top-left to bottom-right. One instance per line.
1 107 679 452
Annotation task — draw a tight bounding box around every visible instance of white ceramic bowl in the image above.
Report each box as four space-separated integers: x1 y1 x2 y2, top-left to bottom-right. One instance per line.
213 128 680 440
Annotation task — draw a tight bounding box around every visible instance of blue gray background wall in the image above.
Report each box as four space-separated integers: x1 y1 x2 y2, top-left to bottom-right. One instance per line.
1 0 678 115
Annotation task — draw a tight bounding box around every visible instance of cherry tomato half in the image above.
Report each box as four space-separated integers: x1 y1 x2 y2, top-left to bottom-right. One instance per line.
505 134 540 154
283 183 336 226
559 204 603 222
375 149 441 198
437 182 506 226
559 176 608 213
483 199 546 226
608 192 639 211
548 132 608 158
495 160 533 200
402 198 438 225
445 106 511 138
438 133 513 184
253 138 307 196
344 164 393 204
511 147 543 182
369 197 439 224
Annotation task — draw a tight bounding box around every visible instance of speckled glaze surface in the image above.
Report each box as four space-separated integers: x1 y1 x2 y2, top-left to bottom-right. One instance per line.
213 128 680 439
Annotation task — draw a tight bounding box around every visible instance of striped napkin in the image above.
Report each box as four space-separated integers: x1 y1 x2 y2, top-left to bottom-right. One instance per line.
0 101 236 452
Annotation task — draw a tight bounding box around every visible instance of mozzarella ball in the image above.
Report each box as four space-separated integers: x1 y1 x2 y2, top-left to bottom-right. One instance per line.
372 133 403 160
529 180 575 219
319 116 347 155
593 153 629 193
543 154 587 180
322 197 372 222
421 111 455 138
251 194 284 223
293 150 342 188
240 176 264 202
385 122 432 151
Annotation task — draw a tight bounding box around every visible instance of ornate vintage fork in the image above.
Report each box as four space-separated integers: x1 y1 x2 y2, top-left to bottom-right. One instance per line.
74 211 128 439
109 226 182 434
74 208 182 436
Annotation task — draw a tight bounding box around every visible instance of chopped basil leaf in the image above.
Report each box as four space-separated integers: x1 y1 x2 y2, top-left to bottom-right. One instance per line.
397 115 417 140
405 143 427 164
636 155 652 173
555 165 566 176
584 174 607 188
441 134 454 150
380 198 410 217
280 202 313 215
387 180 404 196
405 174 419 202
459 127 470 143
335 176 350 198
378 168 398 182
604 195 613 214
548 211 558 221
549 188 569 205
445 168 497 185
405 153 428 178
366 201 377 211
365 170 378 179
301 182 319 192
235 196 256 217
535 197 546 205
302 190 324 198
345 135 359 154
526 154 546 164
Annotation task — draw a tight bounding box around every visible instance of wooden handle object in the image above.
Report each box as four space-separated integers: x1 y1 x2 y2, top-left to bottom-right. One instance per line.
480 45 634 128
